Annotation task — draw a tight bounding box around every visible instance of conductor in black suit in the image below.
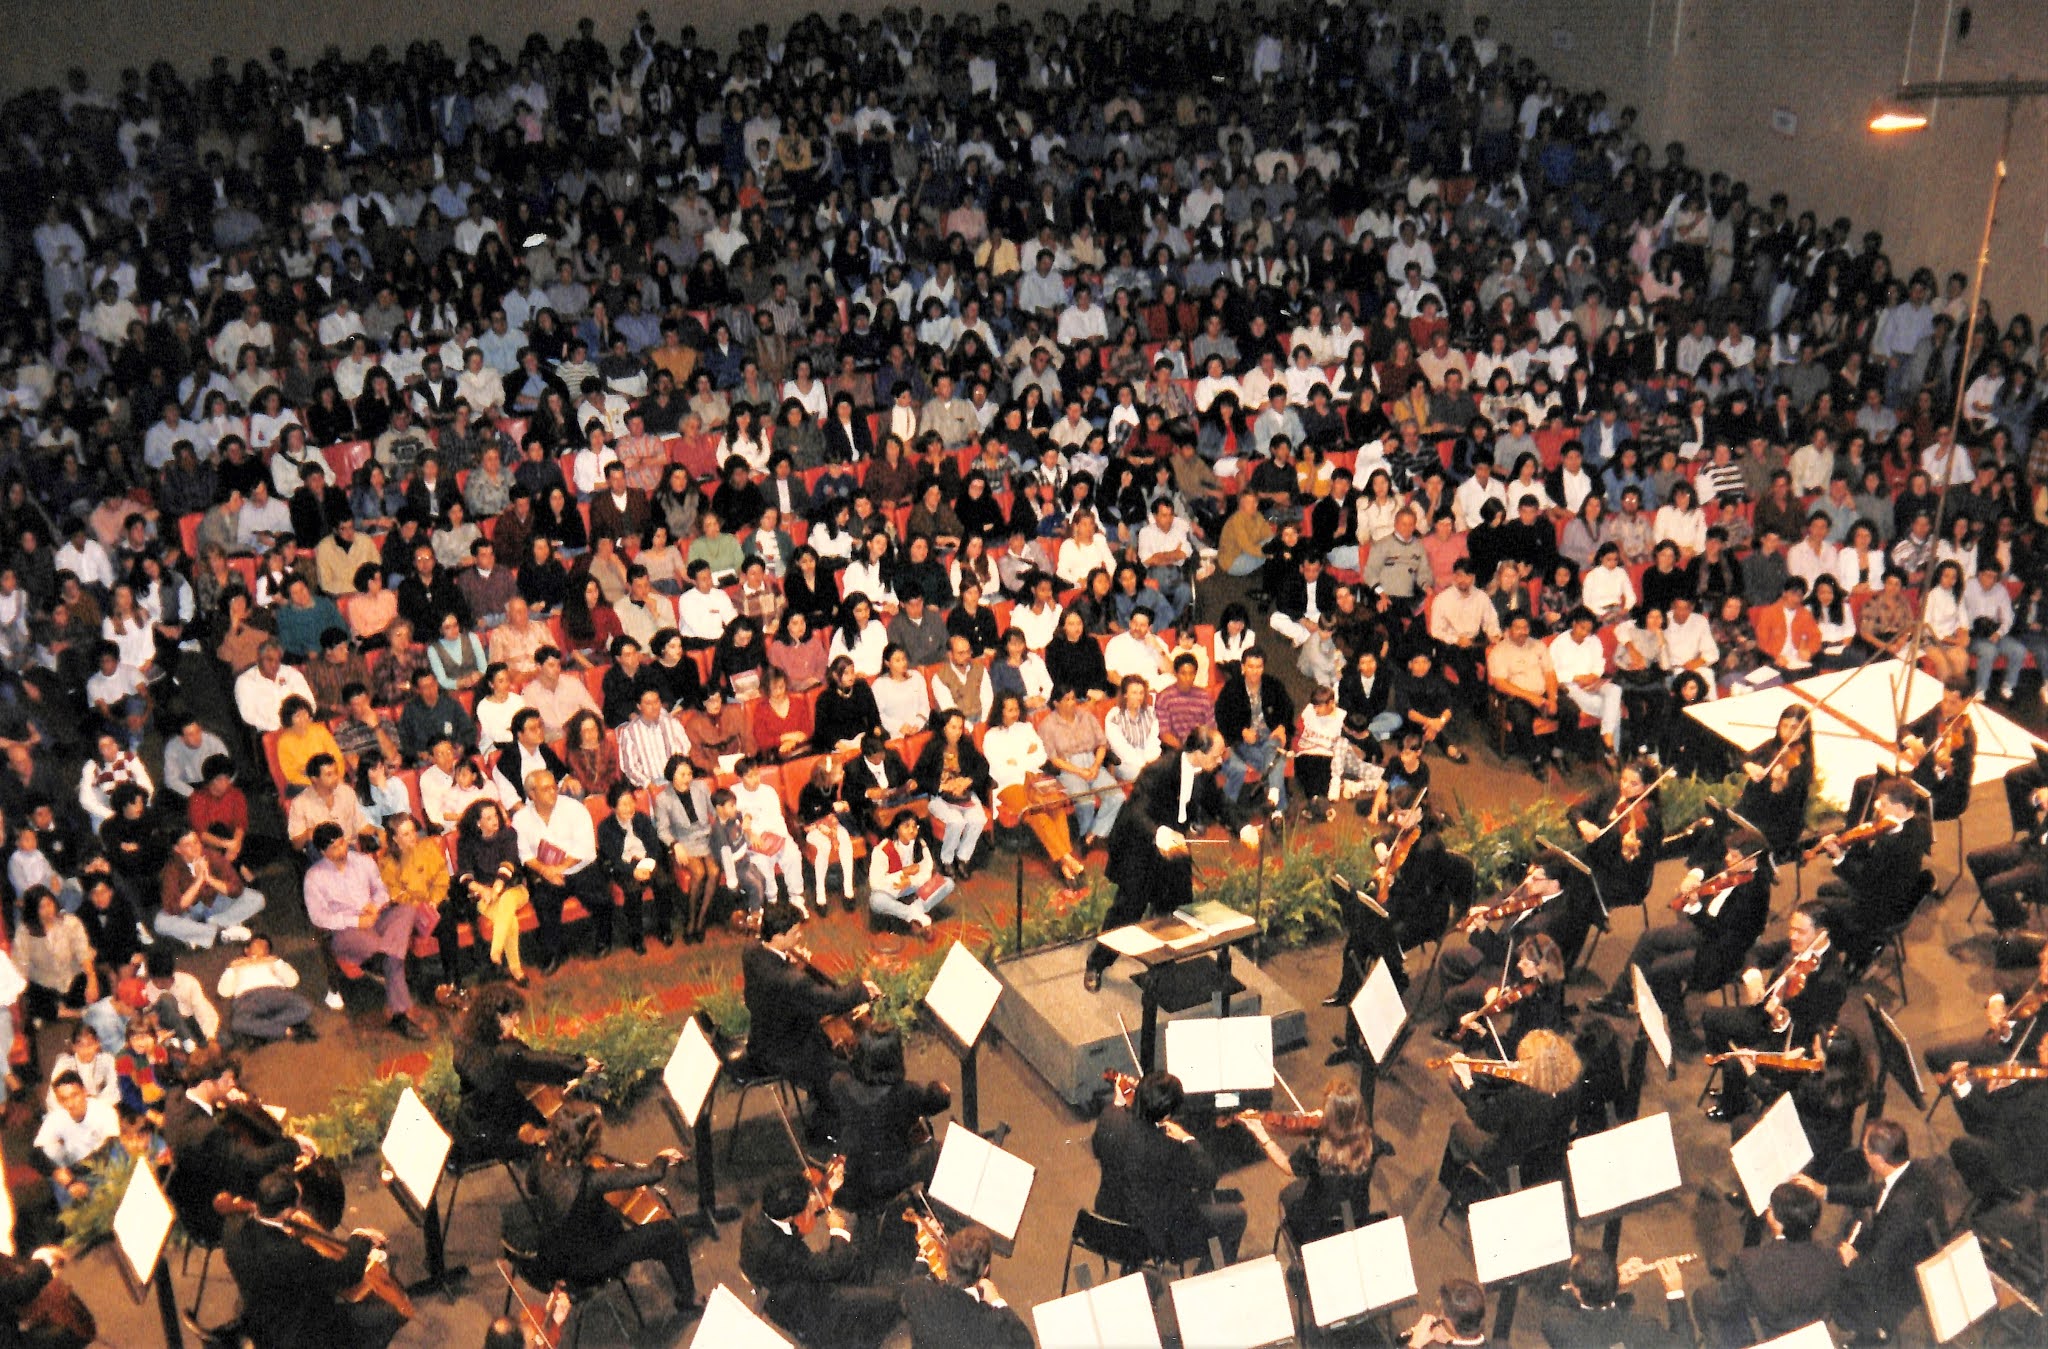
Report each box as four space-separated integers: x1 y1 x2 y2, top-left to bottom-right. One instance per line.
741 904 878 1133
1083 725 1234 992
739 1173 902 1349
1091 1070 1246 1265
898 1223 1035 1348
1791 1118 1942 1341
1693 1181 1846 1347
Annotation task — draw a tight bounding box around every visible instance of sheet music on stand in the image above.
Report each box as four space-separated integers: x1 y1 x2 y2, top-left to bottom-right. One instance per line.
1754 1321 1836 1349
112 1156 174 1292
380 1084 452 1210
1300 1214 1417 1327
1031 1272 1164 1349
1468 1180 1572 1284
663 1018 722 1128
1567 1112 1682 1218
1169 1254 1296 1349
1918 1230 1999 1343
1164 1015 1273 1101
1631 964 1673 1072
924 939 1003 1046
689 1283 794 1349
927 1121 1035 1242
1351 958 1407 1064
1729 1093 1814 1216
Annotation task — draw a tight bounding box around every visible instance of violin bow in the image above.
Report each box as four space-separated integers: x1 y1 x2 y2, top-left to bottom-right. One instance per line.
1582 766 1676 845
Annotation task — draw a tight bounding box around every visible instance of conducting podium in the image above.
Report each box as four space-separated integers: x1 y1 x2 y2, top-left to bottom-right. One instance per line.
1096 900 1260 1069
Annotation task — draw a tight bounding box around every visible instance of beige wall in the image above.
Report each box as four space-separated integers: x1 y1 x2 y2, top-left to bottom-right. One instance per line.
1423 0 2048 322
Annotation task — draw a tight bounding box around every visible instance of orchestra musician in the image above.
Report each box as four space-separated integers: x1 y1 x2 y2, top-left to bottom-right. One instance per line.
219 1165 407 1349
1401 1278 1493 1348
160 1048 303 1245
1734 706 1815 859
1787 1119 1941 1342
1966 784 2048 954
0 1242 93 1349
897 1223 1034 1348
1090 1070 1246 1265
1435 1030 1582 1208
740 1172 905 1349
1812 779 1931 969
1435 859 1580 1020
1923 939 2048 1079
1692 1181 1845 1347
1083 725 1233 993
1568 759 1664 930
825 1024 951 1213
1326 783 1455 1006
1589 825 1775 1051
741 903 879 1138
1894 677 1976 821
1234 1079 1393 1243
1699 903 1848 1122
450 984 598 1166
1945 1035 2048 1207
1443 933 1567 1054
523 1098 701 1319
1538 1250 1689 1349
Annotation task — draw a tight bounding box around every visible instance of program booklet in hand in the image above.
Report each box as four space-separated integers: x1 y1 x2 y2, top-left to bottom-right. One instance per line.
1031 1272 1163 1349
928 1121 1035 1242
1299 1214 1417 1328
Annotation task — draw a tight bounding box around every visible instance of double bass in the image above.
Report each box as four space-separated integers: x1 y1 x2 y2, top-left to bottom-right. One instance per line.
212 1193 417 1321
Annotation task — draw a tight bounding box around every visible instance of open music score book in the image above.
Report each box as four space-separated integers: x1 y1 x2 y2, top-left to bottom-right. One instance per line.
1730 1093 1814 1216
690 1284 794 1349
1032 1272 1164 1349
1098 902 1256 958
1164 1015 1275 1097
924 940 1003 1047
1567 1112 1682 1218
112 1155 175 1289
1300 1215 1418 1327
663 1018 722 1128
1169 1254 1296 1349
1917 1231 1998 1343
928 1121 1035 1242
380 1085 452 1210
1351 958 1407 1064
1755 1322 1836 1349
1469 1180 1573 1284
1631 964 1673 1071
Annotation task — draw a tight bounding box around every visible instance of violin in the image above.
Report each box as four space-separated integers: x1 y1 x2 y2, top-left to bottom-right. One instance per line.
1455 980 1542 1037
1992 983 2048 1042
1941 1063 2048 1090
1616 799 1650 862
791 944 872 1059
212 1194 417 1321
1424 1056 1527 1083
1235 1108 1324 1135
1102 1070 1139 1109
904 1205 951 1281
1673 854 1762 914
1801 818 1885 861
1457 876 1556 933
1762 947 1824 1033
1704 1050 1824 1073
1375 788 1428 911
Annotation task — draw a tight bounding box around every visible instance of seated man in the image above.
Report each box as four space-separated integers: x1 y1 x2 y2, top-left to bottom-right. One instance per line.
1699 903 1848 1121
1487 613 1560 777
1552 607 1624 763
739 1172 903 1349
1091 1070 1245 1265
301 823 433 1041
33 1070 118 1209
214 933 317 1045
1692 1180 1845 1347
1215 648 1292 811
156 829 265 950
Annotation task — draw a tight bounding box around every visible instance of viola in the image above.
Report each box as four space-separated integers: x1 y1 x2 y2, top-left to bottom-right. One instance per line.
904 1207 950 1280
1455 980 1543 1038
212 1193 416 1321
1762 946 1825 1033
1236 1108 1324 1135
1942 1063 2048 1089
1993 983 2048 1041
1673 855 1762 913
1424 1056 1526 1083
1376 790 1429 909
1101 1069 1139 1110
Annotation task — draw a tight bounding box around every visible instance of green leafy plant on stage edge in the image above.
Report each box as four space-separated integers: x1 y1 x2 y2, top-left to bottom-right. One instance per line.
56 772 1829 1248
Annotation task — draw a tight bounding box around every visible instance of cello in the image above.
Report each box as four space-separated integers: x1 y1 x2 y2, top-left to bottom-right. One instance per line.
517 1076 681 1227
789 944 873 1058
212 1193 417 1321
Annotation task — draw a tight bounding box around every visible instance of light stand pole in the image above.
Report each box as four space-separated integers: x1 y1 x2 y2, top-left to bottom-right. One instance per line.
1874 79 2047 727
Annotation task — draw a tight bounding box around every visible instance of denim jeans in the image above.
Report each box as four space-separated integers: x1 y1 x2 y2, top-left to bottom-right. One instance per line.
154 887 267 949
1223 737 1287 807
1972 635 2031 695
1057 767 1126 840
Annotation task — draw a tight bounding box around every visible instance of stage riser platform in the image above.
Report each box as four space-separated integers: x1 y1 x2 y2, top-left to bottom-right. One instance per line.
991 941 1310 1109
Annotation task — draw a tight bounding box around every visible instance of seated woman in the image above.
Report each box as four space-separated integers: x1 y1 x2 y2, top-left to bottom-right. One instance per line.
825 1025 951 1213
454 799 531 985
982 691 1086 886
525 1099 699 1317
1445 931 1568 1054
796 757 859 914
1236 1078 1393 1243
451 985 595 1166
1437 1028 1582 1205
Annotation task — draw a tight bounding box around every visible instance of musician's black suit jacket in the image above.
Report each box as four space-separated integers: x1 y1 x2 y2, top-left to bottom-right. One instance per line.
741 942 866 1095
1829 1160 1944 1334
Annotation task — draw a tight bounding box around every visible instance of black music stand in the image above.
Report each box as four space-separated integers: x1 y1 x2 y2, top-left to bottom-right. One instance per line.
1864 992 1928 1113
658 1012 742 1232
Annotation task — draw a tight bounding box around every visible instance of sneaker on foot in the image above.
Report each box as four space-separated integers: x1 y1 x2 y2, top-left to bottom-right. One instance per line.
219 924 252 944
323 990 344 1011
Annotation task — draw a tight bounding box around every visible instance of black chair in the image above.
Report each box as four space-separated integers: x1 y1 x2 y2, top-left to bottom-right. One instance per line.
498 1200 643 1349
1059 1209 1189 1294
711 1028 805 1163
